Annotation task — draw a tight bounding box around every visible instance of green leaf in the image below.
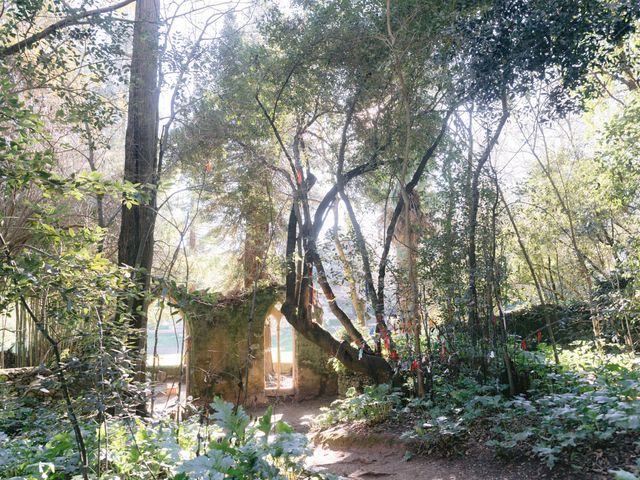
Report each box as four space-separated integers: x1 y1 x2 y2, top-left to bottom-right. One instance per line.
610 470 638 480
257 405 273 438
275 420 294 434
210 397 250 439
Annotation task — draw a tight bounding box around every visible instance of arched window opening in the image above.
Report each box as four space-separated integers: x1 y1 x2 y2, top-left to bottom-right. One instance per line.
264 303 295 395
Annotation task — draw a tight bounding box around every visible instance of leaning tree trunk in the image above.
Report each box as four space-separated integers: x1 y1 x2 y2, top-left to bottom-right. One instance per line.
255 85 448 383
333 202 367 326
496 178 560 364
281 208 393 383
117 0 160 379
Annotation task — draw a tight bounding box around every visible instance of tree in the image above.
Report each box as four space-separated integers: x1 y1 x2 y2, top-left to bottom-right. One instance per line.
117 0 160 377
153 0 640 384
250 0 461 382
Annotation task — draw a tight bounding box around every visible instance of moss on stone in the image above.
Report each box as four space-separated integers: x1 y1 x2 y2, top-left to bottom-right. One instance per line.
183 285 337 405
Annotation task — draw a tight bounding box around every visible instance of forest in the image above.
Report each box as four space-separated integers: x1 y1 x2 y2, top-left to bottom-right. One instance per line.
1 0 640 478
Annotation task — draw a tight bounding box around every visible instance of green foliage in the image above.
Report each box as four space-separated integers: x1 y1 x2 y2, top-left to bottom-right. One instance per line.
315 340 640 473
0 396 330 479
0 0 131 127
506 304 592 345
611 468 640 480
597 89 640 211
428 349 640 468
0 57 151 443
484 363 640 468
401 412 470 456
314 384 402 427
459 0 640 112
4 1 640 478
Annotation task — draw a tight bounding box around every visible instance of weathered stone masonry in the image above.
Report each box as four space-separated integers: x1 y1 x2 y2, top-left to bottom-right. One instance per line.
185 286 337 406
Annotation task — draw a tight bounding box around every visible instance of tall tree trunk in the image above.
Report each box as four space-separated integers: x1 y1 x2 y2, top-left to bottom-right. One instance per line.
397 192 425 396
467 95 509 348
442 156 457 323
118 0 160 379
386 0 425 395
485 176 516 394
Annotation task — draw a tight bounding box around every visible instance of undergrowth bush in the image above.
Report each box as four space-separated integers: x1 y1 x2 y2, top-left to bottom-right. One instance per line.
404 345 640 469
314 384 402 427
0 396 331 479
315 342 640 474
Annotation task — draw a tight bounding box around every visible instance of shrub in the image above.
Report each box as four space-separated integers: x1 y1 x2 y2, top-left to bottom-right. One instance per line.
0 396 332 479
314 384 402 427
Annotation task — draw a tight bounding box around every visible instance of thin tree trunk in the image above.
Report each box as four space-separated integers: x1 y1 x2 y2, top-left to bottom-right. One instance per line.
496 178 560 364
333 95 391 345
1 234 89 480
486 178 516 394
83 122 105 244
495 278 516 396
442 156 457 323
547 256 560 305
467 94 509 347
402 193 425 397
333 202 366 326
523 124 602 345
386 1 434 395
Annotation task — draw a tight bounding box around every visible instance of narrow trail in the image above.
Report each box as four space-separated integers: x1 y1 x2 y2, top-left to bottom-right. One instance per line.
248 398 546 480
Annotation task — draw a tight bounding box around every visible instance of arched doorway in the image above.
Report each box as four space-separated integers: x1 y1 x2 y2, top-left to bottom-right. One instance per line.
146 299 188 414
264 303 296 395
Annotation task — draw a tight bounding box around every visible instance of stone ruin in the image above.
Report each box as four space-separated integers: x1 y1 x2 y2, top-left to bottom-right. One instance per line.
185 285 337 406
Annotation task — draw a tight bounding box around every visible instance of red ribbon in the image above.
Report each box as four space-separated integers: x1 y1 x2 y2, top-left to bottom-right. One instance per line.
440 345 448 359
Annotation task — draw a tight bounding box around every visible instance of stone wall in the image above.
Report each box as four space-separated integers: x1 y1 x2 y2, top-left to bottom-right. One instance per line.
186 286 336 406
296 328 336 400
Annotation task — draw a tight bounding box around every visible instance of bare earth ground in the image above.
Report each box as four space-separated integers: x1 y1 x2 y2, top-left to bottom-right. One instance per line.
150 380 187 416
248 397 565 480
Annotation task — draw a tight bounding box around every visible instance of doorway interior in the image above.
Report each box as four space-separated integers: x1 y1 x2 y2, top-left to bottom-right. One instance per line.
264 304 295 395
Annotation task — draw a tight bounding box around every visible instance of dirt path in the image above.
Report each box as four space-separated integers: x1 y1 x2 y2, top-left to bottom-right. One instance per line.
307 444 542 480
248 398 551 480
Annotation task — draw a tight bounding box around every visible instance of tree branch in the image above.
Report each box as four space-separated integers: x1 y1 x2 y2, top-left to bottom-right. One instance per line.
0 0 136 58
377 109 453 313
